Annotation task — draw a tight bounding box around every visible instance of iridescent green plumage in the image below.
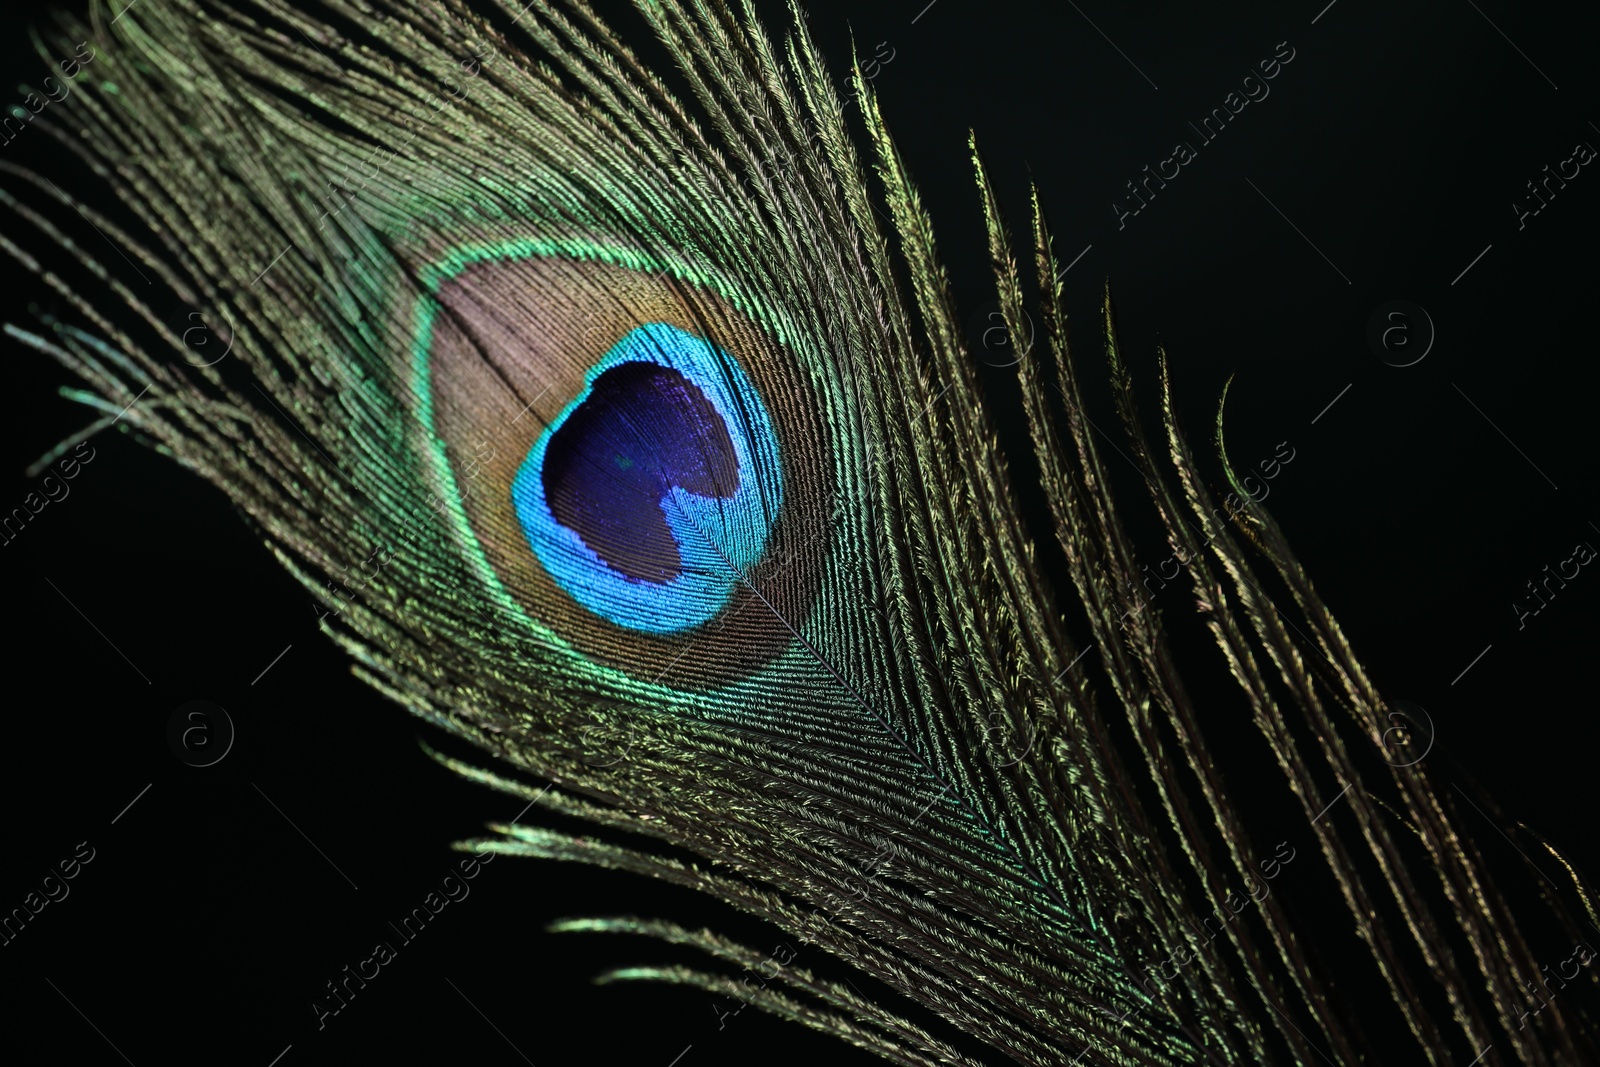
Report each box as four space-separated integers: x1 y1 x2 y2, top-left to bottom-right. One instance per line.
3 1 1596 1064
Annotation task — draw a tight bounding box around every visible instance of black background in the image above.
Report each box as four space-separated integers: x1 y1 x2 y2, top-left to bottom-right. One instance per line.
2 0 1597 1064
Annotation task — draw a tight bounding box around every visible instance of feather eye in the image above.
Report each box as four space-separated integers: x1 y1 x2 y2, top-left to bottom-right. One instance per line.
415 249 831 682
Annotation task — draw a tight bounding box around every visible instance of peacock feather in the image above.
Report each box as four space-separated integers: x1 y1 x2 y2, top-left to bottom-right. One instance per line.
2 1 1595 1063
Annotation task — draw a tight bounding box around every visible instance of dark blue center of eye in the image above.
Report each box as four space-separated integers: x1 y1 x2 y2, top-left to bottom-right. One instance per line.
509 322 783 634
540 362 740 584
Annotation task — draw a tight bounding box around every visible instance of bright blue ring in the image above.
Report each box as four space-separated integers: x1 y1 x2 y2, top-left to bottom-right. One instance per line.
510 323 783 634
